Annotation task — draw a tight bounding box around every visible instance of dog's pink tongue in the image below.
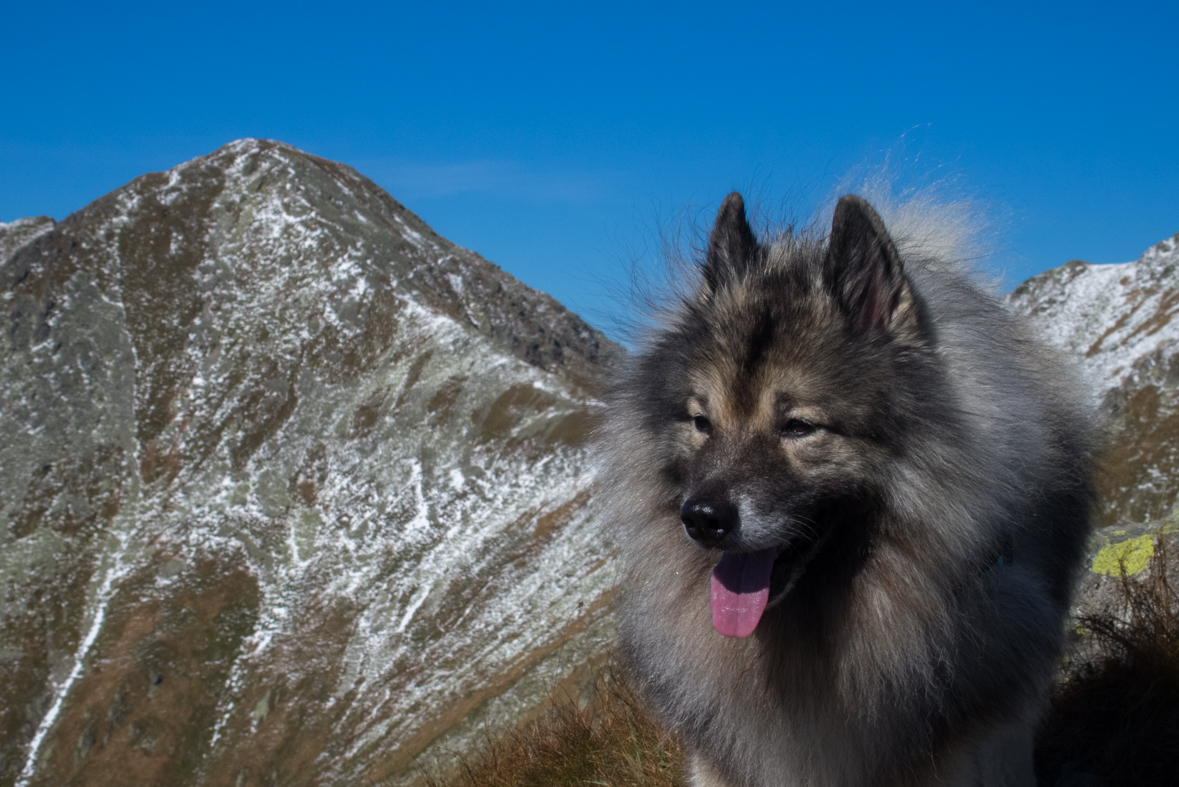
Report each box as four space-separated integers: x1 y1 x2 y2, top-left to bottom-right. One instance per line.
710 550 776 638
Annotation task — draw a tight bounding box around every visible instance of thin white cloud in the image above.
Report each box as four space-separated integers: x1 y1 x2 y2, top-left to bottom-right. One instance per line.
358 159 617 202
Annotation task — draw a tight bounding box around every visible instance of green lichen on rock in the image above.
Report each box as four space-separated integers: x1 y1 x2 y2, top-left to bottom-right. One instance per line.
1092 534 1155 576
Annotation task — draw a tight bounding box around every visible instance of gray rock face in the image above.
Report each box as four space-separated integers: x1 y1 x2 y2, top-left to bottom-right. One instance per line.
0 140 620 787
0 217 55 265
1009 232 1179 528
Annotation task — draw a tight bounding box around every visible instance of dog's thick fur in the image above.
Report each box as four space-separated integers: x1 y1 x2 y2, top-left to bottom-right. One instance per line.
599 193 1093 786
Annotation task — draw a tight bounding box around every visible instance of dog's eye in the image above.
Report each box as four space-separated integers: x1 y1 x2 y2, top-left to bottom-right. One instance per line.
692 415 712 434
780 419 815 438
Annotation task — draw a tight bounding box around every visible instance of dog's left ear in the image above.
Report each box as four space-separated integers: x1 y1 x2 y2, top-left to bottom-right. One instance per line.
825 195 925 341
702 192 760 299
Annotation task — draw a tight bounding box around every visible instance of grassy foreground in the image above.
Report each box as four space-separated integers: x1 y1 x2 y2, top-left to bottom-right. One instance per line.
420 535 1178 787
416 666 685 787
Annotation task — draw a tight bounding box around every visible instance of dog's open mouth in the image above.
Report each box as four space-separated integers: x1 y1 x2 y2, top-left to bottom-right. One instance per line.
710 543 809 638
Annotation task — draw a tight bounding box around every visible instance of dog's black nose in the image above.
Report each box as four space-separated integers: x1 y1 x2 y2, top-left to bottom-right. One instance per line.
681 498 738 546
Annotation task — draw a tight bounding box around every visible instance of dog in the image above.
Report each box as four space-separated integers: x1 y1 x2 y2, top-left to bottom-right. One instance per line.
598 192 1093 786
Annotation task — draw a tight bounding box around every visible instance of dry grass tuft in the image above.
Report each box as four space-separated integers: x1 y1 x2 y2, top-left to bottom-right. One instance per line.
1036 534 1179 786
417 664 684 787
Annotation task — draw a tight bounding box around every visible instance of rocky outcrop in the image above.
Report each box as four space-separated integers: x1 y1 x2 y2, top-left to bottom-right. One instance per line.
0 217 55 264
0 140 620 787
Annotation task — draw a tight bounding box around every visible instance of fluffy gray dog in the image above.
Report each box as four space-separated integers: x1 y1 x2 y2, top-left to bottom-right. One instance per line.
599 193 1093 786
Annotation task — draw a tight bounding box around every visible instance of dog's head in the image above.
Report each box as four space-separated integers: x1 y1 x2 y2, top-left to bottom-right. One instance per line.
640 192 941 636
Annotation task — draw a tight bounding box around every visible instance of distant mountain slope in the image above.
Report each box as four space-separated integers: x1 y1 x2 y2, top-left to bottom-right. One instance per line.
1010 231 1179 527
0 140 620 787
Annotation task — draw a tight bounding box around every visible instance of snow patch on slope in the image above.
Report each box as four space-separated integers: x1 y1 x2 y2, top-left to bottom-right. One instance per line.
1011 232 1179 397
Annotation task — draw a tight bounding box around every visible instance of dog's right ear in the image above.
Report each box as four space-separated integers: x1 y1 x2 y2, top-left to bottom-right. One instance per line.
702 192 759 299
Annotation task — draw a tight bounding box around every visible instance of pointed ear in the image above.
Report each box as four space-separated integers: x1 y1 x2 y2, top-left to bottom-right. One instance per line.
825 195 923 339
702 192 759 298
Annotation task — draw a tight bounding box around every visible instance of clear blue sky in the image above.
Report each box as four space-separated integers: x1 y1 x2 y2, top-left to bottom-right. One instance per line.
3 1 1176 336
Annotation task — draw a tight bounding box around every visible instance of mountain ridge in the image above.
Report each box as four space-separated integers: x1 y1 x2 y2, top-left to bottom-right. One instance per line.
1010 229 1179 527
3 139 616 393
0 139 619 787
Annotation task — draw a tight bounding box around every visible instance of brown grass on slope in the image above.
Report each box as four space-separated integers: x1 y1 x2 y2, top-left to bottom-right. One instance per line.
415 666 684 787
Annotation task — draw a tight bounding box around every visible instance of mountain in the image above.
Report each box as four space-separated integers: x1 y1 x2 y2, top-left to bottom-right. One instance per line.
1009 231 1179 529
3 140 1175 787
0 139 620 787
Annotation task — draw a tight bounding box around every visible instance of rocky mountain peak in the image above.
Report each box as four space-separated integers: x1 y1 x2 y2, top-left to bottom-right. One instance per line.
0 140 619 787
5 139 613 394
